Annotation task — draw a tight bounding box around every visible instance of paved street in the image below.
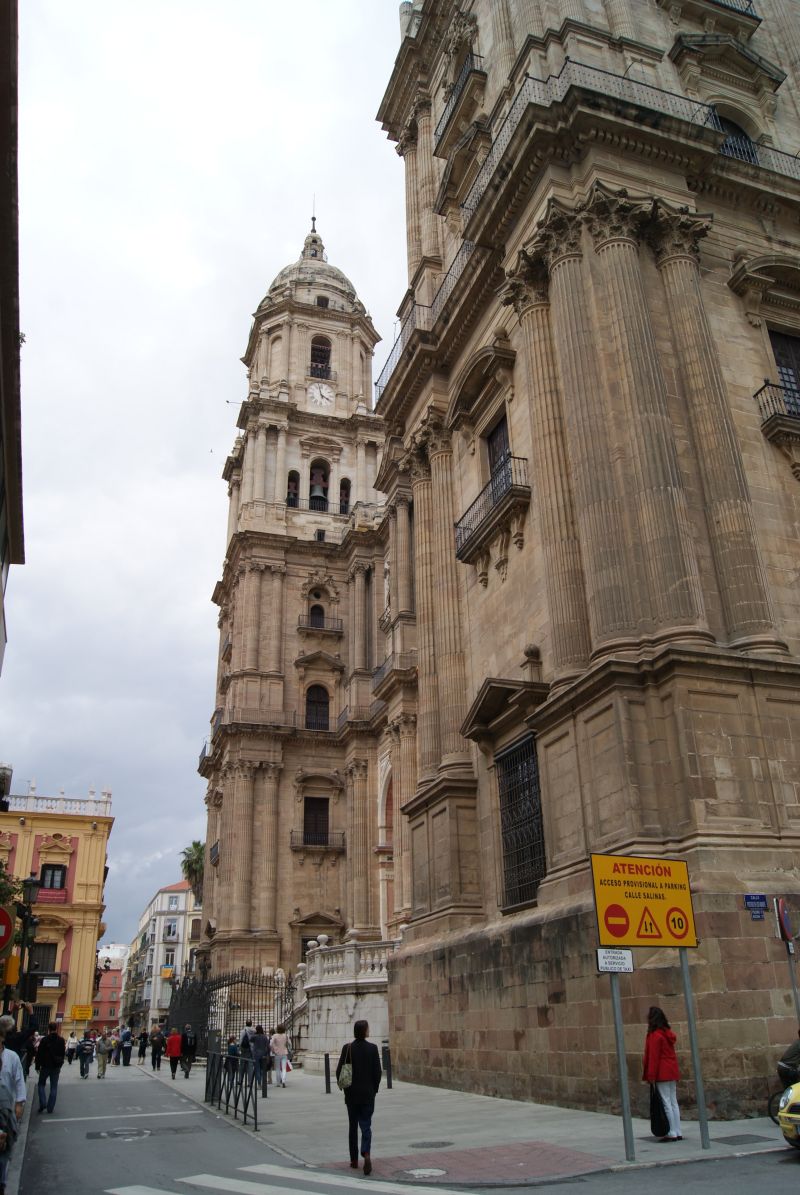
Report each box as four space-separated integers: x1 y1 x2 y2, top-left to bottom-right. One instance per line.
13 1060 800 1194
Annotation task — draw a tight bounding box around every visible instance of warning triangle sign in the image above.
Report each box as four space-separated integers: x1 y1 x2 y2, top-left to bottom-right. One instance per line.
636 905 662 940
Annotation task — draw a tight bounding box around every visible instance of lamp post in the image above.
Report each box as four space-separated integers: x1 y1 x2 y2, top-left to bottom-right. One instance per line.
16 871 41 1009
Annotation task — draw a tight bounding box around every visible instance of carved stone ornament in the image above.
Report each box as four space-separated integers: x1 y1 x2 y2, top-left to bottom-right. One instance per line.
476 548 491 588
646 200 712 266
405 446 431 484
580 183 650 248
301 569 340 603
415 409 451 458
396 122 418 158
38 833 75 859
528 198 584 268
499 252 549 316
443 9 478 64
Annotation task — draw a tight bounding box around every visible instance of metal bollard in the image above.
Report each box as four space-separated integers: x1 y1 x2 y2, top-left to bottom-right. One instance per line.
324 1052 331 1094
381 1044 392 1089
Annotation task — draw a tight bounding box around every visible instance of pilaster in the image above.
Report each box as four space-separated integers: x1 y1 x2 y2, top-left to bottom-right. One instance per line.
408 448 441 781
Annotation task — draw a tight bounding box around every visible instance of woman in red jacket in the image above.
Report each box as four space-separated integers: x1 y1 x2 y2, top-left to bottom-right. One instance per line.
165 1027 182 1080
642 1006 682 1141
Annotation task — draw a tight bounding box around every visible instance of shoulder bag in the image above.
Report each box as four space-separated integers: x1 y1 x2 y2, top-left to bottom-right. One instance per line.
337 1043 353 1091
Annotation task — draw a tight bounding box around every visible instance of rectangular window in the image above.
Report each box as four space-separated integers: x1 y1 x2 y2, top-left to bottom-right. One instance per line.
770 329 800 416
303 797 329 846
190 919 201 941
40 865 66 890
495 736 546 909
30 943 57 972
487 414 510 474
168 895 179 910
109 1007 116 1017
164 950 175 967
92 1008 99 1018
164 919 178 940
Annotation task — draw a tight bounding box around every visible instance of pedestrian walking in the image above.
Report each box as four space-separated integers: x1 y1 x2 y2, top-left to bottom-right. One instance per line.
165 1027 182 1079
120 1026 133 1066
150 1026 165 1071
76 1032 94 1079
0 1025 26 1195
270 1024 290 1088
225 1035 239 1077
336 1019 382 1174
642 1006 682 1142
66 1031 78 1065
137 1029 148 1064
180 1024 197 1079
251 1025 269 1086
111 1032 121 1065
239 1020 255 1059
34 1022 66 1113
95 1032 111 1078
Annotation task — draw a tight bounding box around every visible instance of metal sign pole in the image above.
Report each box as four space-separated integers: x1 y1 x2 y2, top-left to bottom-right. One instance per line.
679 947 710 1150
609 971 635 1162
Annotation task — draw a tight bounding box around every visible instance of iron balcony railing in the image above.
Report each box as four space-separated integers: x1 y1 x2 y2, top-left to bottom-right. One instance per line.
455 456 530 556
371 652 417 691
221 633 231 660
754 381 800 421
713 0 757 12
309 363 336 381
286 496 350 515
462 60 721 219
209 840 220 867
337 702 387 730
434 52 485 145
304 712 332 732
211 708 223 736
431 240 482 325
198 741 208 769
720 135 800 181
290 829 346 850
298 613 344 632
375 303 432 401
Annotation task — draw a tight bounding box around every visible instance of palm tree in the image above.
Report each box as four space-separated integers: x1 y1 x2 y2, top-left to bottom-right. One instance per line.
180 840 205 906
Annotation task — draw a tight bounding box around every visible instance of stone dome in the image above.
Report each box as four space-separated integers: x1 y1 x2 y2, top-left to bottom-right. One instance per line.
259 222 365 316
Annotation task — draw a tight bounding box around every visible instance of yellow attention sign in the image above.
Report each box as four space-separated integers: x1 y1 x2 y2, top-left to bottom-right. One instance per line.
591 853 698 948
71 1005 94 1021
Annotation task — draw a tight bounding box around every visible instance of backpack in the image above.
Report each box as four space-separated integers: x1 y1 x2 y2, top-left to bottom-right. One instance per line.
240 1027 253 1055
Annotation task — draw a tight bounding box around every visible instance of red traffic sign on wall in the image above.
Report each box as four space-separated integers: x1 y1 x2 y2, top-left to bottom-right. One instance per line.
0 907 15 961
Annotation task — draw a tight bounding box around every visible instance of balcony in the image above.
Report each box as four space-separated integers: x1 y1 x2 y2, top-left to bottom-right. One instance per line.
286 497 350 515
198 741 208 770
211 707 223 736
221 633 232 661
754 382 800 476
33 971 67 990
434 52 486 152
455 457 532 562
290 829 346 851
375 303 431 402
337 701 388 731
297 613 344 633
656 0 759 36
209 840 220 867
224 707 297 729
371 652 417 693
162 933 180 945
309 363 336 381
719 135 800 181
304 712 333 733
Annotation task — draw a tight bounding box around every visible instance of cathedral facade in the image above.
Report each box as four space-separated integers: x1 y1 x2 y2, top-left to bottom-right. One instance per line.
203 0 800 1114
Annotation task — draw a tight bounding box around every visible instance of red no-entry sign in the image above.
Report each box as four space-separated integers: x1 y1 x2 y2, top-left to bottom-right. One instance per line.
603 903 629 939
0 907 15 960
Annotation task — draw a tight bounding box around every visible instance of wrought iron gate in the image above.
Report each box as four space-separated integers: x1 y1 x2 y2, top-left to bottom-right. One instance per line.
166 968 293 1055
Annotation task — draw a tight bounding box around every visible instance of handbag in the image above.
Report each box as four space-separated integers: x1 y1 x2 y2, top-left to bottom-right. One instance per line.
337 1043 353 1091
649 1084 669 1138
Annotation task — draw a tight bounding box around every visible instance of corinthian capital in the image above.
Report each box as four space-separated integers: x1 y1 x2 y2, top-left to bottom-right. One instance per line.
404 446 430 484
580 182 650 249
528 197 583 268
396 122 418 157
646 200 711 267
499 251 549 316
416 409 451 458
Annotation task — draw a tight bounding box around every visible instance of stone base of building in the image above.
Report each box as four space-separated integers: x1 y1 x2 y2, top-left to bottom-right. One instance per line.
388 868 800 1118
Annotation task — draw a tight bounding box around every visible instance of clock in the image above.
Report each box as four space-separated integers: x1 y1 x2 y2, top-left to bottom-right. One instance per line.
308 381 334 407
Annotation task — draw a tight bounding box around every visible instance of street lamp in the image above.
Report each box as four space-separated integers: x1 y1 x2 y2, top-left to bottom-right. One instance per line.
16 872 41 1005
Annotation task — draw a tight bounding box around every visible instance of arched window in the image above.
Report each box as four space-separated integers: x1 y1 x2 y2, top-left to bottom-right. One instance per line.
309 604 325 628
286 470 299 508
305 685 329 731
718 115 759 166
339 478 351 515
310 336 332 380
309 459 329 511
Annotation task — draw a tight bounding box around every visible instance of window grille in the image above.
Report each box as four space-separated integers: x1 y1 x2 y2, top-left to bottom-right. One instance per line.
495 736 546 908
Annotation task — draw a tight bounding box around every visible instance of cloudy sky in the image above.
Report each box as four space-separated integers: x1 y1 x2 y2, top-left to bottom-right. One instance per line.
1 1 407 943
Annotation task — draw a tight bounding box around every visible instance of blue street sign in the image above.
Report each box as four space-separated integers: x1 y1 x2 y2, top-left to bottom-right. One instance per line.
744 894 768 911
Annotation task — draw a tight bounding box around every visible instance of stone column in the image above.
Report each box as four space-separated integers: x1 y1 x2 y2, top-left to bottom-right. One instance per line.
409 449 441 780
329 456 340 514
226 478 241 548
415 96 441 263
240 429 256 505
273 426 287 502
387 505 399 617
397 124 422 281
603 0 635 39
514 0 543 37
281 317 292 381
251 762 282 933
490 0 515 85
352 562 367 670
396 495 413 613
231 568 246 672
267 566 285 673
531 199 636 649
398 713 416 917
582 183 706 641
425 419 469 762
389 723 403 915
243 563 264 671
228 763 255 934
648 202 784 650
301 449 311 505
253 424 267 501
500 259 591 678
348 759 371 933
356 439 366 505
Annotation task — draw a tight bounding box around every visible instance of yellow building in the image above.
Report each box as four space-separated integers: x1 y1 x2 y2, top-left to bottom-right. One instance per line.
0 784 113 1034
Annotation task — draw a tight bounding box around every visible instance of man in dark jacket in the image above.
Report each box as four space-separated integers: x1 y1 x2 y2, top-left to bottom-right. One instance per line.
35 1022 66 1112
336 1020 382 1174
180 1024 197 1078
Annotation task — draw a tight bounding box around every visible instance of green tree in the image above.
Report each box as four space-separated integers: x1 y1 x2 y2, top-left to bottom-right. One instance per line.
180 840 204 905
0 858 23 908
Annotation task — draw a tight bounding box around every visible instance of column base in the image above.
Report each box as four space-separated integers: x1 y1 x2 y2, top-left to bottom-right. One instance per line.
729 631 789 655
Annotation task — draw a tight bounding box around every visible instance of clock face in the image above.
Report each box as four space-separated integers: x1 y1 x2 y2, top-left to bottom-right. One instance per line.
309 381 334 407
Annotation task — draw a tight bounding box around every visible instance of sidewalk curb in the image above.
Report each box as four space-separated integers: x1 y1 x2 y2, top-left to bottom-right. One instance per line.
7 1074 35 1195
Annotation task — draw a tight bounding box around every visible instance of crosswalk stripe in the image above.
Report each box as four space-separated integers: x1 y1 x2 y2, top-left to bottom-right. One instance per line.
178 1180 297 1194
106 1188 181 1194
241 1162 458 1195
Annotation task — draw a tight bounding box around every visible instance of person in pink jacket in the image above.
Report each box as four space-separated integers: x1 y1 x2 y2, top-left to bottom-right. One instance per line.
642 1006 682 1142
